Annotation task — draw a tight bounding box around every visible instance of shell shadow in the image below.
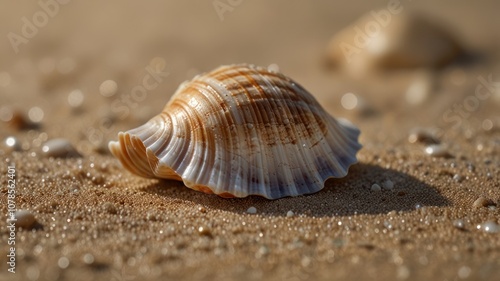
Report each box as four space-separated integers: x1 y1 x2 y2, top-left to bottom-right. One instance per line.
140 163 450 217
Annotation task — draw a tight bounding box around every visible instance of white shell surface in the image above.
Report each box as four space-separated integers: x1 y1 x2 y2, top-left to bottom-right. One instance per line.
109 64 361 199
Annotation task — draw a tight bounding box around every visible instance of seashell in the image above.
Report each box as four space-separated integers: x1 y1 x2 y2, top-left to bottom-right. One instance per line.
328 12 463 74
109 64 361 199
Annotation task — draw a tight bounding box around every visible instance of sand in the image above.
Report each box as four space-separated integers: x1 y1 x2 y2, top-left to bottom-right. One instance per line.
1 1 499 280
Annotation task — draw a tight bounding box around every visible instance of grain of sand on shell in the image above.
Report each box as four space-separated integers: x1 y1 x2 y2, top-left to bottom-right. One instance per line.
1 1 500 281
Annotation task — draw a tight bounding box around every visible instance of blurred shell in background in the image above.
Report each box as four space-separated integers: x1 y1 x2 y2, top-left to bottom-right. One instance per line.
328 12 464 74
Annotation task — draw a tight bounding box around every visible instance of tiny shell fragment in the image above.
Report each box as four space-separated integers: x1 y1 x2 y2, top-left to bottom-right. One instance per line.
472 197 494 208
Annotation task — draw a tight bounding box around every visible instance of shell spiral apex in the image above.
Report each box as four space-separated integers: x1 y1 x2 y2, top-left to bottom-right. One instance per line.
109 64 361 199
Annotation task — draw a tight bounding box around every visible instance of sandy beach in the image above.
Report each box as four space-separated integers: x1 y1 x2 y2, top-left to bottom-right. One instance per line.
1 1 499 280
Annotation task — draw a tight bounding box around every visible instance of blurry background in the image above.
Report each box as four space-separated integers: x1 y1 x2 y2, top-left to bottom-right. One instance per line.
0 0 499 151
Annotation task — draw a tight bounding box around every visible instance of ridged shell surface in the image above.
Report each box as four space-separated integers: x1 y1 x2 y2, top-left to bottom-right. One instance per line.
109 64 361 199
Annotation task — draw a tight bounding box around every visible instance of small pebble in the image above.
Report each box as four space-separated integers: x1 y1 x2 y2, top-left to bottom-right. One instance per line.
452 219 466 230
466 163 475 172
478 221 500 233
472 197 494 208
247 206 257 214
99 80 118 97
41 139 81 158
146 212 157 221
453 174 462 182
102 202 117 214
408 128 440 144
383 220 393 230
286 210 294 217
370 184 381 192
425 144 451 158
382 180 394 190
13 210 36 229
198 226 212 236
